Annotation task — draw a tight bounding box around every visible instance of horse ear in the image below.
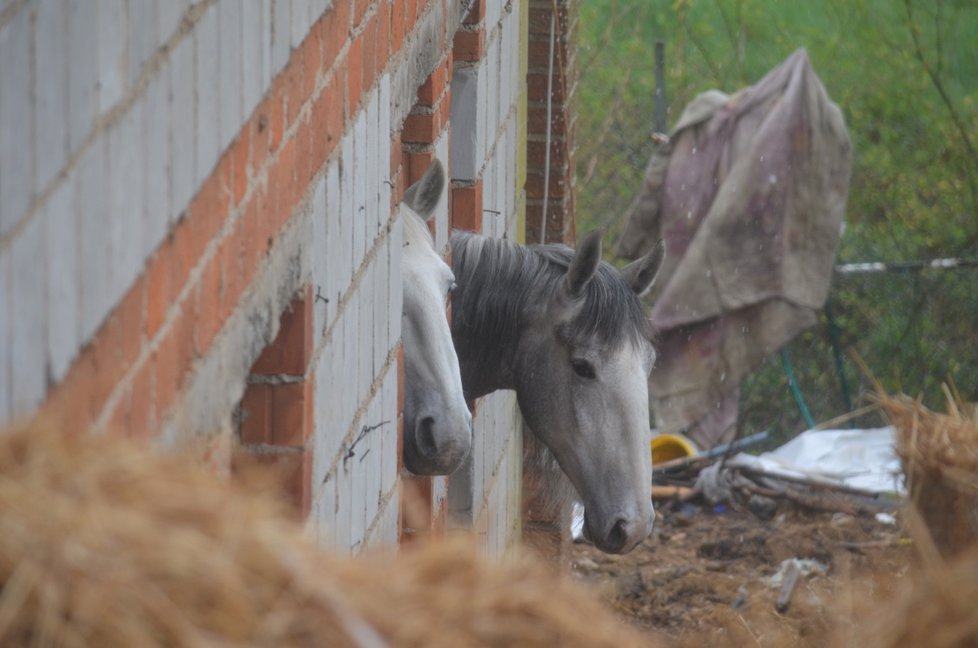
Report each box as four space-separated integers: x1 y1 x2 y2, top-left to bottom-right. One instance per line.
620 239 665 297
403 159 445 218
565 229 604 297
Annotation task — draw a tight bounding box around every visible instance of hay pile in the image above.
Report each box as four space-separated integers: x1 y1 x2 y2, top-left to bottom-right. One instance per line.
0 422 656 647
880 388 978 556
840 542 978 648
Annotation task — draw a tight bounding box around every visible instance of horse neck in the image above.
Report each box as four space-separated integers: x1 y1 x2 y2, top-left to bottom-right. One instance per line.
450 232 546 399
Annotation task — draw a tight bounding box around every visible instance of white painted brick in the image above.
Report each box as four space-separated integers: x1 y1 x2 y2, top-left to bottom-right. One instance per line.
339 134 354 290
363 396 381 532
378 74 392 219
128 0 157 86
314 343 344 471
334 460 353 554
157 0 189 44
241 0 265 118
372 236 388 374
341 305 357 443
218 0 243 153
269 0 290 80
67 0 99 153
311 176 327 335
260 0 273 91
195 4 220 186
290 0 308 49
350 448 366 553
0 251 9 422
143 71 171 259
44 181 79 384
353 110 367 268
486 0 503 30
324 161 341 322
366 94 380 243
381 488 399 547
485 38 499 156
169 34 195 216
387 214 402 346
76 139 112 344
357 260 373 403
35 0 70 193
0 9 33 237
315 472 337 549
9 213 47 418
449 65 485 181
434 133 450 251
107 103 144 310
311 0 330 23
97 0 129 114
380 366 397 496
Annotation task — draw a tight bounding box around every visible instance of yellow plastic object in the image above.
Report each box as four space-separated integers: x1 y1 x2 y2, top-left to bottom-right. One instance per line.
651 434 699 464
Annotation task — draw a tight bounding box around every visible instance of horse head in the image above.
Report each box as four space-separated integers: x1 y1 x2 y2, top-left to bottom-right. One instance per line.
400 160 472 475
513 232 664 553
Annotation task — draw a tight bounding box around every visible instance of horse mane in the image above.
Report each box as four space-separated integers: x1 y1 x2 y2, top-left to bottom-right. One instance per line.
450 232 654 363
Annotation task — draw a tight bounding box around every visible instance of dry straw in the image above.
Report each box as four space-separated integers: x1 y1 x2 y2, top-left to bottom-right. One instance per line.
0 420 655 647
877 384 978 557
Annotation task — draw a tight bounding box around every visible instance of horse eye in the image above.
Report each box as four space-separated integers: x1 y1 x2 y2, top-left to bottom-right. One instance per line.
571 359 596 380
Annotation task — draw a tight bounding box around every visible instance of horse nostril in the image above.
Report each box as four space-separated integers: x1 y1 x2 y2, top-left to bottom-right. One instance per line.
606 517 629 553
416 416 437 458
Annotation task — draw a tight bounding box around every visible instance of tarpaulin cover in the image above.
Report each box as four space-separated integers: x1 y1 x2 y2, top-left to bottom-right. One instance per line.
617 49 852 447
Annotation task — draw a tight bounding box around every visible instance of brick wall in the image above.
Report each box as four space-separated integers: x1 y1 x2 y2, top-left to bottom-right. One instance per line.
446 0 529 554
1 0 551 558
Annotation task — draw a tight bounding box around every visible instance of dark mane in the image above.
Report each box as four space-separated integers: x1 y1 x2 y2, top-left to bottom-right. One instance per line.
450 232 654 362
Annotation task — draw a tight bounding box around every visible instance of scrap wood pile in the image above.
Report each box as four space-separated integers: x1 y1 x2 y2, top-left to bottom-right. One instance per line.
650 432 896 520
0 421 657 648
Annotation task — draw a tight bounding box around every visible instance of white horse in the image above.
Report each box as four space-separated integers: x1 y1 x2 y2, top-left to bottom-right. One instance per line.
399 161 472 475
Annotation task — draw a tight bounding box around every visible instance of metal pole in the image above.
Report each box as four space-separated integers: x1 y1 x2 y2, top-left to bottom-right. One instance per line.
654 40 666 134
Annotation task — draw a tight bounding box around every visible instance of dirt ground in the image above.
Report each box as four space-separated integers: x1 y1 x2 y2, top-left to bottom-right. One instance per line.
570 500 915 647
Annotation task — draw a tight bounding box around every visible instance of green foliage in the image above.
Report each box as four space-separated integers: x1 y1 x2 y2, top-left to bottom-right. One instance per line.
576 0 978 441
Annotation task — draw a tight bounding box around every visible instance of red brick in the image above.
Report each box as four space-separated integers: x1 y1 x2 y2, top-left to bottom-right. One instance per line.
417 62 447 106
268 93 285 152
452 182 483 233
323 1 351 65
269 381 310 447
231 126 251 206
527 71 569 103
172 297 198 383
114 275 146 372
196 255 224 355
376 0 391 65
347 36 363 110
360 12 380 92
146 247 171 338
239 383 271 444
354 0 370 27
154 333 179 412
526 170 568 200
401 474 433 535
251 290 312 376
453 28 484 62
463 0 484 24
401 110 439 144
390 1 406 54
129 361 156 439
405 150 435 186
219 223 245 322
251 110 272 173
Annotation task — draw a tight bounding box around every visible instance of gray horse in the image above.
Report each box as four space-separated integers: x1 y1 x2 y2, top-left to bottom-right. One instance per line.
400 162 472 475
450 224 663 554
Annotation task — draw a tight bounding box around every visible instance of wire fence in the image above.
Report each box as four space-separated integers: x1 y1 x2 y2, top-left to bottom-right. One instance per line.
739 262 978 447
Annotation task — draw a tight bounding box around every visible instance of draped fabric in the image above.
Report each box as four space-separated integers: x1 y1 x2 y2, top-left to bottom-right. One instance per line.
617 49 852 448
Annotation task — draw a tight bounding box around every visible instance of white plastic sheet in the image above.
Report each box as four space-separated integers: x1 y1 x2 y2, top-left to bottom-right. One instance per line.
726 426 905 495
